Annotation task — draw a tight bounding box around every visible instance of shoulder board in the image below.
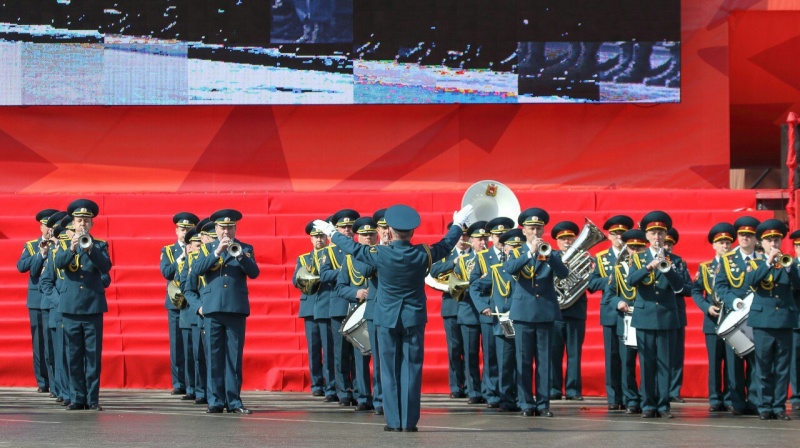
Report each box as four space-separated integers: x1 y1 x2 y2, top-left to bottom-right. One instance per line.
25 240 37 256
200 245 209 256
723 250 737 258
93 238 106 243
596 249 609 256
477 249 489 255
328 243 337 248
699 260 711 267
300 251 311 259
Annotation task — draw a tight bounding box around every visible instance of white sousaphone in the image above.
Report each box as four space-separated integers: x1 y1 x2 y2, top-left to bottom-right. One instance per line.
424 180 521 292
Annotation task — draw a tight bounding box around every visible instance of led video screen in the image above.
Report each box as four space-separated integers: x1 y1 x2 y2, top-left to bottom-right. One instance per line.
0 1 680 104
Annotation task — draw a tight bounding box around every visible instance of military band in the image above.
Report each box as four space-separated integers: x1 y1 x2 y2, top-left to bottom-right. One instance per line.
18 195 800 428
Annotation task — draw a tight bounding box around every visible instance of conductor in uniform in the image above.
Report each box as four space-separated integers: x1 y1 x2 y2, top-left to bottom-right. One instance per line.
504 207 569 417
315 203 472 432
160 212 199 395
192 209 260 414
55 199 112 410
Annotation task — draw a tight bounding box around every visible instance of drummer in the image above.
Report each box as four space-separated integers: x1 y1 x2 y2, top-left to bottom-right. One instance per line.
333 216 378 412
737 220 799 420
714 216 761 415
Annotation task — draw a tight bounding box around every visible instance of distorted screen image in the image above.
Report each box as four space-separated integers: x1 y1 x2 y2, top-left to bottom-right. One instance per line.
0 1 680 105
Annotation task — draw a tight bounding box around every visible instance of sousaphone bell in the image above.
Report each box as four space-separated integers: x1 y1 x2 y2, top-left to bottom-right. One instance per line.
461 180 521 226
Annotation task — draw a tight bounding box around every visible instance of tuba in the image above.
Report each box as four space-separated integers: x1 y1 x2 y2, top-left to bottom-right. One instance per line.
295 267 321 295
556 218 608 309
461 180 521 226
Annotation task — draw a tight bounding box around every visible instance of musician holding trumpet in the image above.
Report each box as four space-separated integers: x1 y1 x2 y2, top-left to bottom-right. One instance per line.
503 207 568 417
720 220 800 420
625 211 684 419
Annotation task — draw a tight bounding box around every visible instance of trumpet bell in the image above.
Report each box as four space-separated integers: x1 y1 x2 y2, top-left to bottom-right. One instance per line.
228 242 242 258
778 253 793 268
657 260 672 273
461 180 521 226
295 268 321 295
79 234 92 249
538 242 552 257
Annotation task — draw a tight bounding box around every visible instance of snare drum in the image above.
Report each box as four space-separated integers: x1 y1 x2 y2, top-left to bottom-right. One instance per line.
498 315 515 338
339 302 371 355
716 293 755 358
623 313 637 348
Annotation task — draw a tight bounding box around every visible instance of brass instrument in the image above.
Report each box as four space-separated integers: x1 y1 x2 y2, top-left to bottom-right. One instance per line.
168 279 186 309
228 241 242 257
425 273 450 292
555 218 608 309
78 229 93 249
655 246 671 273
460 180 521 226
447 273 470 302
775 252 793 268
295 267 321 295
39 240 50 249
538 241 552 257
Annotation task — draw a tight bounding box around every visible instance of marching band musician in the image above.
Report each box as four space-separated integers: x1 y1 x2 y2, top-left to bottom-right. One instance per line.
504 207 569 417
691 223 735 412
664 227 693 403
429 223 470 399
160 212 199 396
293 221 328 398
334 217 378 411
627 211 684 418
790 229 800 411
587 215 634 411
55 199 113 411
714 216 761 415
176 227 203 402
38 212 67 403
549 220 586 401
320 208 360 406
192 209 259 414
731 220 799 420
312 215 339 403
374 208 392 245
314 203 473 432
17 207 58 394
469 217 516 408
453 221 497 406
471 228 526 413
369 208 388 414
606 229 646 415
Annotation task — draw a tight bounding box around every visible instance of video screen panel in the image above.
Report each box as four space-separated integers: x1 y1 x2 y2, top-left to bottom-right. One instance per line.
0 1 680 105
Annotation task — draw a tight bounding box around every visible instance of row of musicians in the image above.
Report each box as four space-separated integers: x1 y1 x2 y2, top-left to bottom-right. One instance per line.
18 200 112 410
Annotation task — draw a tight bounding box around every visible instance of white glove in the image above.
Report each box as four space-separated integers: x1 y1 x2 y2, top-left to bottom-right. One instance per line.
313 220 336 238
452 204 474 228
732 298 744 310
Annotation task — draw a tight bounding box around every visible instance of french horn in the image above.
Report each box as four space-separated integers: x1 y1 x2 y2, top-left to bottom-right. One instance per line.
295 267 321 295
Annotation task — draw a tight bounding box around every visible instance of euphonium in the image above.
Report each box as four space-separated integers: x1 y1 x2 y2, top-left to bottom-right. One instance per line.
556 218 608 309
295 267 321 295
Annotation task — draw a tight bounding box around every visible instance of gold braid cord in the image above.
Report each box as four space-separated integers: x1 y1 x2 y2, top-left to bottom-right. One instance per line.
490 264 511 299
346 255 365 286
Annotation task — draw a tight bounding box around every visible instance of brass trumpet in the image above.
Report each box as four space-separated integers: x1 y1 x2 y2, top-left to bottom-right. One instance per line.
228 242 242 257
77 229 93 249
775 252 793 268
538 241 552 257
655 246 671 273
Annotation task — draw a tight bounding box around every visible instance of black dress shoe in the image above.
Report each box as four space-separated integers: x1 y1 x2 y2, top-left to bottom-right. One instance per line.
670 396 685 403
550 394 562 400
66 403 86 411
659 411 673 419
55 397 64 403
641 410 656 418
181 394 196 401
759 411 772 420
403 427 418 432
374 407 384 415
311 390 325 397
467 397 486 405
486 402 500 409
195 398 208 405
383 425 401 432
339 398 356 406
171 388 186 395
537 410 554 417
323 395 339 403
355 403 374 412
37 387 49 393
522 408 536 417
566 396 584 401
626 407 642 414
206 406 224 414
775 411 791 420
89 404 103 411
228 407 252 414
49 392 57 398
728 406 743 416
449 391 466 399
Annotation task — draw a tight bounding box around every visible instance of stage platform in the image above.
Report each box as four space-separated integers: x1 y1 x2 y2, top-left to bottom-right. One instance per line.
1 388 798 447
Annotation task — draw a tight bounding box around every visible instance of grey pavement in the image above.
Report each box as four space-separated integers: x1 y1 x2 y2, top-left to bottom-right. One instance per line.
1 388 799 447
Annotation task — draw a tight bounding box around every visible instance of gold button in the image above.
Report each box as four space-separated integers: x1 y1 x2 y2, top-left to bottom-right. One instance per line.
224 285 227 288
79 276 83 279
776 306 779 310
655 292 659 295
79 286 83 289
775 295 779 298
656 302 659 305
536 295 539 298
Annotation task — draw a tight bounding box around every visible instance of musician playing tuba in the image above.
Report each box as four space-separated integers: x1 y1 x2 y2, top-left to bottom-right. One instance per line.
690 222 735 412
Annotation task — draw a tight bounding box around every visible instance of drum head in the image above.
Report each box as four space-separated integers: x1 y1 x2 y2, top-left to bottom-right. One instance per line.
343 302 366 332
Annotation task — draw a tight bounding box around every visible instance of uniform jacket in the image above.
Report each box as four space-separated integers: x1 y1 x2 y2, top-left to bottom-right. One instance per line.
331 225 463 329
322 242 357 318
334 253 377 315
454 251 482 325
471 261 515 336
192 239 259 316
468 247 501 325
605 260 635 336
160 241 186 310
626 250 682 331
715 248 759 310
293 251 318 319
691 258 721 335
504 243 569 323
182 252 205 325
588 248 622 327
17 237 48 309
670 252 693 327
54 239 112 315
742 258 800 329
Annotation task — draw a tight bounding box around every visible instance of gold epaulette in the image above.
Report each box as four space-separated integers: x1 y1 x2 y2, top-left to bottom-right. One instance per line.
165 244 176 263
25 240 37 256
596 249 609 257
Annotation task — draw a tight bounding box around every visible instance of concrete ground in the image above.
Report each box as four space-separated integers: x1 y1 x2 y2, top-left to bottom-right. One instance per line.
1 388 799 447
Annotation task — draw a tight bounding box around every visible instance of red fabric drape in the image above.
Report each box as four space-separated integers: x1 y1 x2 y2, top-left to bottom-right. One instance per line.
787 112 798 229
